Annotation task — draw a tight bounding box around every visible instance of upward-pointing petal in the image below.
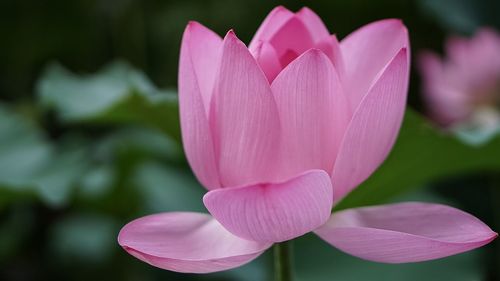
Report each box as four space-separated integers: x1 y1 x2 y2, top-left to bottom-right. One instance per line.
210 31 281 187
296 7 331 42
178 22 221 190
249 6 294 51
271 49 349 180
332 48 409 202
341 19 409 111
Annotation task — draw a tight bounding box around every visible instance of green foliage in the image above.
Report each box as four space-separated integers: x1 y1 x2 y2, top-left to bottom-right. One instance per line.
0 105 89 207
37 61 181 142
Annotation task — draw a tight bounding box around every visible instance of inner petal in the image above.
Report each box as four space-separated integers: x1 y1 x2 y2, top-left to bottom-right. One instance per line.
269 17 315 69
251 15 339 83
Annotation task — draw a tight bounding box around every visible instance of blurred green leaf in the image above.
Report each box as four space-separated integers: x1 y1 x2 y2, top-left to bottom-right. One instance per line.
295 233 484 281
132 161 205 213
0 105 89 208
78 165 114 199
337 109 500 210
0 104 52 188
37 61 181 142
32 142 90 206
0 207 35 261
95 127 182 162
49 213 119 264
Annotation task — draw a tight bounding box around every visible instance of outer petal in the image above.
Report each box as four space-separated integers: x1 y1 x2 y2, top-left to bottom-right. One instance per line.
182 21 222 114
203 170 333 243
249 6 294 51
179 22 221 189
332 49 409 201
314 202 497 263
271 49 349 180
210 31 281 187
341 19 409 111
118 212 272 273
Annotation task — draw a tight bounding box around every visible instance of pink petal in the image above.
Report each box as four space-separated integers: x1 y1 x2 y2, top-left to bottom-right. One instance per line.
251 40 282 82
210 31 281 187
341 19 409 111
248 6 294 51
178 22 221 190
314 202 497 263
315 35 345 78
268 17 315 68
203 170 333 243
332 49 409 201
295 7 331 42
418 51 469 125
118 212 272 273
271 49 349 180
181 21 222 114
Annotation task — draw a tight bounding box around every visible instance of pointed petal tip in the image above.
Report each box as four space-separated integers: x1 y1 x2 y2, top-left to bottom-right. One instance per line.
222 29 249 50
185 21 204 32
274 5 292 13
303 48 329 59
297 6 313 14
224 29 240 42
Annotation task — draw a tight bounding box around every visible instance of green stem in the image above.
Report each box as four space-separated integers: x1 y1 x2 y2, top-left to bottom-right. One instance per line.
273 241 293 281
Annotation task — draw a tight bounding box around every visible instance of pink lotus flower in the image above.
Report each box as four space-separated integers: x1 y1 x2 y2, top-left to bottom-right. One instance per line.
118 6 497 273
419 28 500 143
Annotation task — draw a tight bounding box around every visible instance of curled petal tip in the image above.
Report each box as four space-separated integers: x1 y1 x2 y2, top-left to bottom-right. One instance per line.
297 6 315 14
302 48 326 57
273 5 292 13
224 29 238 40
186 20 202 30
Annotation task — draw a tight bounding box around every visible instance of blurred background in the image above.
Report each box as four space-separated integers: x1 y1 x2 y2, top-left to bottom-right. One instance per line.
1 0 500 280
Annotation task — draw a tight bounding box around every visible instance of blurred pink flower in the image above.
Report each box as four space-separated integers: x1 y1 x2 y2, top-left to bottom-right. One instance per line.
419 29 500 141
118 6 497 273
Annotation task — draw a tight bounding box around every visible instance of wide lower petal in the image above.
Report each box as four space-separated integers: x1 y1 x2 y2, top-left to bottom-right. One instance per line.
178 22 221 190
118 212 272 273
271 49 348 180
341 19 409 111
210 31 281 187
203 170 333 243
332 48 409 201
314 202 497 263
